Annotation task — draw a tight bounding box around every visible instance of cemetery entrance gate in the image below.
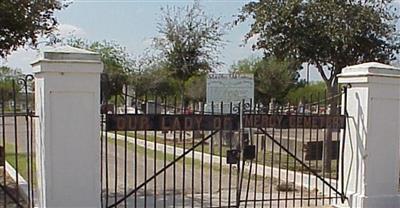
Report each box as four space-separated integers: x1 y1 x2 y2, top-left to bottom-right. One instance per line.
101 84 349 208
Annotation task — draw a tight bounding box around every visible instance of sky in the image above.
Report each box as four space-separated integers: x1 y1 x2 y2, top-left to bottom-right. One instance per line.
1 0 400 81
2 0 265 74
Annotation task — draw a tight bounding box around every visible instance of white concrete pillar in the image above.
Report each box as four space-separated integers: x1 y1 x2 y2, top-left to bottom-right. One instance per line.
338 62 400 208
32 46 103 207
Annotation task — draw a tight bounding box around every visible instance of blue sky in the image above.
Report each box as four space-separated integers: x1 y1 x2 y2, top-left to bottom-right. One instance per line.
1 0 400 81
3 0 266 74
54 0 254 57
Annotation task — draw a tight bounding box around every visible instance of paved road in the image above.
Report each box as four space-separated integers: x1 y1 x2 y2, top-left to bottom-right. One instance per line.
0 116 34 152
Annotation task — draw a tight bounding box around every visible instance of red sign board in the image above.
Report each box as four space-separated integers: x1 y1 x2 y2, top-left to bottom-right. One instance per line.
106 114 345 131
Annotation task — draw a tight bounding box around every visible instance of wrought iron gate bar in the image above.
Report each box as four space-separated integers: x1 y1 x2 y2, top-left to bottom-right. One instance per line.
340 85 350 203
107 130 220 207
0 76 35 208
259 128 345 199
239 196 339 202
0 183 24 208
120 92 344 115
0 113 37 117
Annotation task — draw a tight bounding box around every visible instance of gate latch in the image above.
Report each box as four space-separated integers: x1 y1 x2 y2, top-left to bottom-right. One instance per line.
243 145 256 161
226 150 240 164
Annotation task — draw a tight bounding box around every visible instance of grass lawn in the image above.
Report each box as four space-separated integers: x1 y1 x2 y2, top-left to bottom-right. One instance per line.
115 131 338 178
4 143 36 184
106 136 235 175
106 136 278 184
106 136 298 191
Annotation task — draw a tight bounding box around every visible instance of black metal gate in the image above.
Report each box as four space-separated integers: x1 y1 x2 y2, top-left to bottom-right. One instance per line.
0 75 36 208
101 84 348 208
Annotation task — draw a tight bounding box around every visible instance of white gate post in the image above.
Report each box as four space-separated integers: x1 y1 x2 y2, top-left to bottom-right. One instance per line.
32 46 103 207
337 62 400 208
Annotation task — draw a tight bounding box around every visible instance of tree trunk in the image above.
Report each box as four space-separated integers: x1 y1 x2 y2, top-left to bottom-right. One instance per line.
323 84 339 173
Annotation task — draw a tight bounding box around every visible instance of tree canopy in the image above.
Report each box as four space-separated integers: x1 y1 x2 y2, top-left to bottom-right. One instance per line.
286 81 326 104
232 57 301 105
235 0 400 171
136 65 179 98
154 1 226 97
68 39 132 101
0 66 22 101
237 0 400 93
0 0 65 57
185 73 206 102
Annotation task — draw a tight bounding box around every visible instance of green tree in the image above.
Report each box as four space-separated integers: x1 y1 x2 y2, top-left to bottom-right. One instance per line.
237 0 400 172
127 52 180 99
0 66 22 102
185 73 206 103
232 57 300 105
146 66 179 98
154 1 226 101
286 81 326 104
127 50 155 98
68 39 131 103
0 0 66 57
237 0 399 98
129 70 152 98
